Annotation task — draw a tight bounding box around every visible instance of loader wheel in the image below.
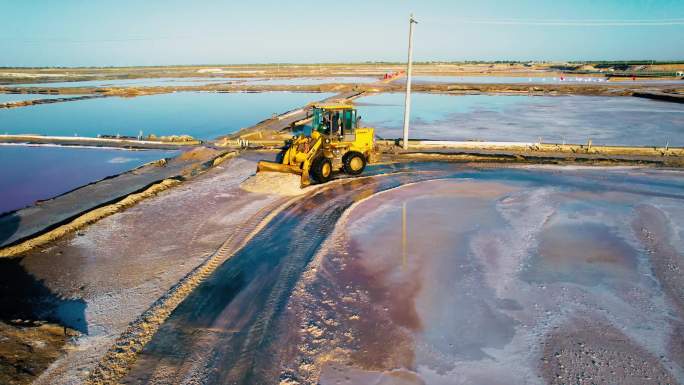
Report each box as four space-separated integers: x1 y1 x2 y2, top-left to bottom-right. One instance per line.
343 152 366 175
311 157 333 183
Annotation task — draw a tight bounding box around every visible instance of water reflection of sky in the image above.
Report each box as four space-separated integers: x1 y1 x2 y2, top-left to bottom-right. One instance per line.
395 75 684 85
4 76 380 88
356 93 684 146
239 76 378 86
0 91 334 139
340 166 684 384
0 145 178 214
4 77 240 88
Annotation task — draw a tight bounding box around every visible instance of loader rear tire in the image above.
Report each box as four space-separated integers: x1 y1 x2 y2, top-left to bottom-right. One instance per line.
343 152 366 175
311 157 333 183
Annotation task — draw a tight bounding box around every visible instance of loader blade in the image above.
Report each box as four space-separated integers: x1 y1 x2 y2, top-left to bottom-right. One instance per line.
256 161 303 175
300 171 311 188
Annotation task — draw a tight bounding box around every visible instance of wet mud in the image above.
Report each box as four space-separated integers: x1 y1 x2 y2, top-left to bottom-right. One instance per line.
539 316 677 385
122 169 456 384
0 321 75 385
274 166 684 384
633 203 684 371
0 258 83 385
0 258 87 332
0 157 285 384
94 163 684 384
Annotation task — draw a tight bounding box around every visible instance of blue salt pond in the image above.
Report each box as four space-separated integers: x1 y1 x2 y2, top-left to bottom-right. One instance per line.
396 75 684 85
0 145 177 214
4 77 241 88
0 91 333 140
240 76 378 86
356 93 684 146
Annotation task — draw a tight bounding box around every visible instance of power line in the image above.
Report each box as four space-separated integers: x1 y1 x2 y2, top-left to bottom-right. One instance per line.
0 36 190 44
434 17 684 27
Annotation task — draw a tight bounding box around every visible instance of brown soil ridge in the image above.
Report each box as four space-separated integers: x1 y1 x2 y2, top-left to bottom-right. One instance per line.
2 81 677 98
0 94 107 109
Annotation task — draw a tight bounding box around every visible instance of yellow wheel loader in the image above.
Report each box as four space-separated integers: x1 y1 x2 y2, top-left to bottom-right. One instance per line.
256 103 376 187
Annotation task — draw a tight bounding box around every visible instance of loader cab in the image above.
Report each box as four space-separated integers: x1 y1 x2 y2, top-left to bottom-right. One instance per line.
311 104 359 142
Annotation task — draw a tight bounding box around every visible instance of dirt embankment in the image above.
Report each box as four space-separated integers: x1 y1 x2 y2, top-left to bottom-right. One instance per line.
1 62 680 82
1 62 680 100
2 81 672 98
0 178 181 258
0 147 236 258
0 94 106 109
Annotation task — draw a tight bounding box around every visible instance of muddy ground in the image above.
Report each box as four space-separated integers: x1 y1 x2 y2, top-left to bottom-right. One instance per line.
0 154 288 385
2 63 681 99
2 159 684 385
273 166 684 385
2 62 682 84
100 163 684 385
0 321 77 385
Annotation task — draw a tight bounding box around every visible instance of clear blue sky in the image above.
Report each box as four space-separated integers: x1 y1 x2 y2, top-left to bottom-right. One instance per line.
1 0 683 66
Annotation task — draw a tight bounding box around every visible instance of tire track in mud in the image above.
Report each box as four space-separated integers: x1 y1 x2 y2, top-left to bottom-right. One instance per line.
84 194 300 385
86 163 684 384
118 168 454 385
633 204 684 375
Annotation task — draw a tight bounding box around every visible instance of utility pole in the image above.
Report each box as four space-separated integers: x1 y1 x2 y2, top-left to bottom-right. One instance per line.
402 13 418 150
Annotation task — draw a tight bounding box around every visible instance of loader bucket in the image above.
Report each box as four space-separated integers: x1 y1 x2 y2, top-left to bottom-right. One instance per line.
256 160 312 188
256 160 303 175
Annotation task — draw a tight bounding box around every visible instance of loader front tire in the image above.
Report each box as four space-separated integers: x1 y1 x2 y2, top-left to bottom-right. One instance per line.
311 157 333 184
343 152 366 175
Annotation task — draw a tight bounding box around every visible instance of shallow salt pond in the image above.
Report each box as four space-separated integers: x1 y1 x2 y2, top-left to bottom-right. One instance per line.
0 145 177 214
3 77 241 88
240 76 378 86
396 75 684 85
0 91 334 139
356 93 684 146
317 166 684 384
